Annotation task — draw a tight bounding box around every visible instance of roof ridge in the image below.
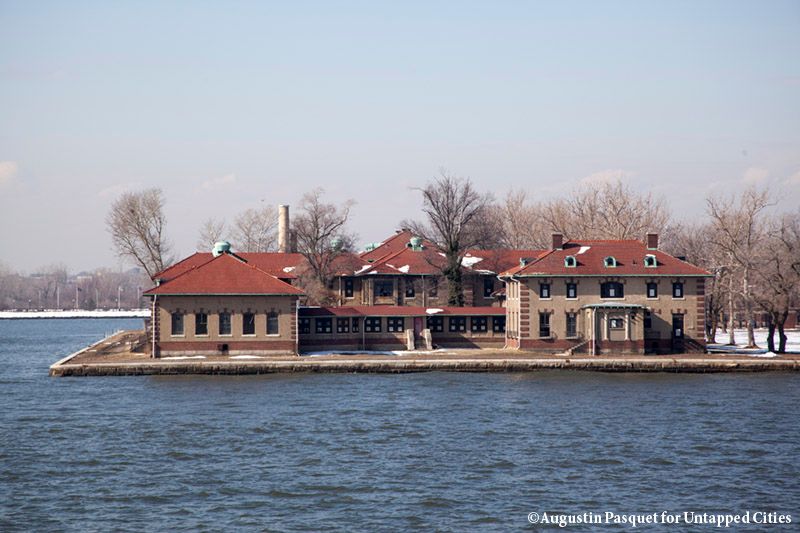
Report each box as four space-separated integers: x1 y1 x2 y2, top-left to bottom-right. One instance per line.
156 253 219 285
152 251 204 279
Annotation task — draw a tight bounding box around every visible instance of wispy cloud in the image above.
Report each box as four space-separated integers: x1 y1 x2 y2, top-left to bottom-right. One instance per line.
579 169 633 186
742 166 769 186
0 161 18 187
200 173 236 191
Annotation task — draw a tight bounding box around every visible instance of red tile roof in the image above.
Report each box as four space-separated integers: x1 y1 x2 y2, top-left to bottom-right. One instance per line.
144 253 304 296
359 230 419 261
501 240 711 277
463 249 547 274
300 305 504 317
357 246 447 276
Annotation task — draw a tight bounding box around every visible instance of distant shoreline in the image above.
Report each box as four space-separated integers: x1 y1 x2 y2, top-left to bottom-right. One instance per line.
0 310 149 320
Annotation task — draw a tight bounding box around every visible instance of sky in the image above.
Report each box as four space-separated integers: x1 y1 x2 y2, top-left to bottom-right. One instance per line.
1 0 798 273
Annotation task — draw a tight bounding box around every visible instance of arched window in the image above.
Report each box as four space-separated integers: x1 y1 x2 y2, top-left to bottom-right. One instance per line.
644 254 657 268
604 256 617 268
601 282 624 298
564 255 577 268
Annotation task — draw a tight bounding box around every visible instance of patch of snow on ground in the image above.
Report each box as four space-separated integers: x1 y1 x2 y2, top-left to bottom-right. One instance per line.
230 355 265 359
162 356 207 360
707 328 800 355
303 348 459 357
0 309 150 319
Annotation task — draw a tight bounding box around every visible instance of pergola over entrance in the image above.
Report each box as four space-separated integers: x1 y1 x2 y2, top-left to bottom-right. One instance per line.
581 303 648 356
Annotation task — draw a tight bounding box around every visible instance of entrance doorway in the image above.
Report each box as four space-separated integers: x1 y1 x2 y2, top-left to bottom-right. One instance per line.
671 314 684 353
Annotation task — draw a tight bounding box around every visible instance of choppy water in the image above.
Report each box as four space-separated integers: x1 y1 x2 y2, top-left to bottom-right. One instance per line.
1 319 798 531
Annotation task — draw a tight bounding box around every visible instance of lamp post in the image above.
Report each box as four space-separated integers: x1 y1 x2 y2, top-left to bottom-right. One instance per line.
117 286 123 310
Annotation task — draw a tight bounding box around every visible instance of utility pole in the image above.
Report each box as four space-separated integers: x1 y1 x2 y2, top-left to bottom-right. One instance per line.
117 286 123 310
56 285 60 309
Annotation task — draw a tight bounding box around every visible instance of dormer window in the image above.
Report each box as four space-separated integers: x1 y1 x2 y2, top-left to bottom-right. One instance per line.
564 255 577 268
604 256 617 268
644 254 657 268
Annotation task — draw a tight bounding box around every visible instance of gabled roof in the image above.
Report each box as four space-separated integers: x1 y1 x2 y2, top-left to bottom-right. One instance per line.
359 230 418 261
501 240 711 277
356 245 446 276
463 249 547 274
144 253 304 296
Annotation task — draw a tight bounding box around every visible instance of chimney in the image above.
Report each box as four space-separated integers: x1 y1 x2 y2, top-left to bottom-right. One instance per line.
646 233 659 250
552 233 563 251
278 205 290 253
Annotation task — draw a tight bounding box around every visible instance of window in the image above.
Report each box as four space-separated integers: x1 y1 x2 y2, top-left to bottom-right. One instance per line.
609 317 624 329
471 316 488 332
566 312 577 338
195 312 208 336
647 282 658 298
644 254 657 268
171 312 184 336
601 282 624 298
566 282 577 299
428 278 438 298
336 317 350 333
241 312 255 335
427 315 443 332
604 256 617 268
364 317 382 332
539 313 551 338
298 318 310 334
672 282 684 298
564 255 577 268
483 277 494 298
351 317 360 333
492 316 506 333
266 312 279 335
449 317 466 332
405 281 415 299
644 311 652 329
387 317 405 332
539 283 551 299
219 312 232 335
315 317 332 334
344 278 354 298
375 280 393 298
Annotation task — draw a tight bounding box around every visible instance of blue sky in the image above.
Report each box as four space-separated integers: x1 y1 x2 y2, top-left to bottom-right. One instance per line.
1 0 798 272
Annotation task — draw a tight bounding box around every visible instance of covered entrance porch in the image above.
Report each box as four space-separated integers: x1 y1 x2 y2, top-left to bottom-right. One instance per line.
581 303 647 355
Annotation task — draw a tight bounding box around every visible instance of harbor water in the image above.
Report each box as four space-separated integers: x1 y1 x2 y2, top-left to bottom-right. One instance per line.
1 319 798 531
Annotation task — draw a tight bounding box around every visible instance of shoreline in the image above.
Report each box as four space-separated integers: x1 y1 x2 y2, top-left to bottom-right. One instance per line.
1 310 149 319
49 331 800 377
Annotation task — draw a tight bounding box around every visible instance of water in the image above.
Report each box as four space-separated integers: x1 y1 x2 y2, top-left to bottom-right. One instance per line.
1 319 798 532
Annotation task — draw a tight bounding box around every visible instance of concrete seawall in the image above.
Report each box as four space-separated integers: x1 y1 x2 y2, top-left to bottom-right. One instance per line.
50 356 800 376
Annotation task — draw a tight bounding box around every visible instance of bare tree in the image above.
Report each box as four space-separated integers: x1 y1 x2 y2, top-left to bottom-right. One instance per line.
107 188 173 278
541 179 673 242
229 205 278 252
403 171 496 306
754 210 800 353
293 188 356 304
492 189 551 249
196 217 227 252
706 187 772 348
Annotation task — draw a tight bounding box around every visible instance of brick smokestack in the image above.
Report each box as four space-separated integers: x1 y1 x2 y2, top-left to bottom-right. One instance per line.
552 233 563 250
646 233 659 250
278 205 290 253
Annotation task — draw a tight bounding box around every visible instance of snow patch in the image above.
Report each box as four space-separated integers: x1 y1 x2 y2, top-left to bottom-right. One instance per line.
303 349 455 357
282 266 295 273
230 355 265 359
162 356 206 360
577 246 591 255
354 264 371 274
397 265 410 273
461 255 483 268
0 309 150 319
426 308 444 314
